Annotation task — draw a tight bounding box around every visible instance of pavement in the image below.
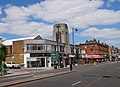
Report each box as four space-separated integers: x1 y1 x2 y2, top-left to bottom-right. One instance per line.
0 70 73 87
0 66 75 87
0 67 54 78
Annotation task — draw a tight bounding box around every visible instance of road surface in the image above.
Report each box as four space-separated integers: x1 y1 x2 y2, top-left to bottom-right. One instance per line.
13 62 120 87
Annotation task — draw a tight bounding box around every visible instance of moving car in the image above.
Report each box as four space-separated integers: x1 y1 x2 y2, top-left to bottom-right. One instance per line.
5 61 21 69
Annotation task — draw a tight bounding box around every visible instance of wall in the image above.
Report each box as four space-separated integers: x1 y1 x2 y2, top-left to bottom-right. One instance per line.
80 42 109 55
13 40 24 64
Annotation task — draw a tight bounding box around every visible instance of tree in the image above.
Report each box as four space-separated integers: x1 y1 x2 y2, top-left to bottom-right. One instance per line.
0 44 7 61
0 44 7 75
76 49 79 62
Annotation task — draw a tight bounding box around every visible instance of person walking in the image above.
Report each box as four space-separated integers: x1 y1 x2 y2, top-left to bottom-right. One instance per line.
70 64 72 71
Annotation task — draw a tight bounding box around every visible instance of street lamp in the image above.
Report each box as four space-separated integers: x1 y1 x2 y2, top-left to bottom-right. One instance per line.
56 25 60 68
56 25 60 52
72 28 78 65
0 38 2 74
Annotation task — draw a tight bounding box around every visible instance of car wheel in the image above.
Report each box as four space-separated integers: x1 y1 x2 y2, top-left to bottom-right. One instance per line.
12 66 14 69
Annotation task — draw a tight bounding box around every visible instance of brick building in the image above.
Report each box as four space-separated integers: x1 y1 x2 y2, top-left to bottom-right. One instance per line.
109 46 119 61
80 39 109 62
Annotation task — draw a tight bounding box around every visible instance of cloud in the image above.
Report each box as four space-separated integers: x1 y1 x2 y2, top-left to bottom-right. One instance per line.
66 9 120 28
80 27 120 38
31 0 104 22
0 0 120 39
104 39 120 48
2 6 30 21
3 0 104 22
0 21 53 38
0 23 9 33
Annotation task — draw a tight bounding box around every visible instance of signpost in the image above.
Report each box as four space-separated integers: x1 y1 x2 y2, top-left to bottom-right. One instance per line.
51 52 60 59
51 52 60 69
0 48 3 74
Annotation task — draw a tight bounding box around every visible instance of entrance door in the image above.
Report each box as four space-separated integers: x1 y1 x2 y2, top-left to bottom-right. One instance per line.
37 58 45 67
41 58 45 67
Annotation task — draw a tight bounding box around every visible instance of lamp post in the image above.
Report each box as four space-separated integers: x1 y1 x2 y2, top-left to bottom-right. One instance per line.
0 38 2 75
56 25 60 68
72 28 78 66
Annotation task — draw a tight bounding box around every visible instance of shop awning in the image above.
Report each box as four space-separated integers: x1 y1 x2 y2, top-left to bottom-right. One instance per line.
82 55 104 59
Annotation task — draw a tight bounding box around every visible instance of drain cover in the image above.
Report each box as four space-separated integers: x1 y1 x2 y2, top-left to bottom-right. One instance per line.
102 76 112 78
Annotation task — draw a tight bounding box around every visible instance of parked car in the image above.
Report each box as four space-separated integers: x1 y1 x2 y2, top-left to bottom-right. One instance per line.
5 62 21 69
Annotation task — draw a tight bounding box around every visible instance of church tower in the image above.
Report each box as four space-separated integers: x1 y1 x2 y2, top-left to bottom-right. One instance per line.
53 23 69 45
53 23 70 54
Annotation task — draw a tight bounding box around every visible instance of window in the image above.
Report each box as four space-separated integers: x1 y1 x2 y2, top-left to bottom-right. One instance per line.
33 44 37 50
52 45 57 51
10 46 12 54
27 44 46 51
27 44 30 50
90 45 94 48
38 45 44 50
60 46 64 52
6 62 11 64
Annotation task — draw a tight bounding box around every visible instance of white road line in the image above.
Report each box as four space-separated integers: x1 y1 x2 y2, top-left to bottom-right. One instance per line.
10 77 15 79
33 75 40 77
72 81 82 86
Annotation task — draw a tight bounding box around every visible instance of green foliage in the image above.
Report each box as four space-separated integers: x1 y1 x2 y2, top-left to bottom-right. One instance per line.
0 44 7 61
76 49 79 61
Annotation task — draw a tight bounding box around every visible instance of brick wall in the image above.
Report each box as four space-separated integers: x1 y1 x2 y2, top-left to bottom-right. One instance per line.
80 43 109 55
5 45 13 61
13 40 24 64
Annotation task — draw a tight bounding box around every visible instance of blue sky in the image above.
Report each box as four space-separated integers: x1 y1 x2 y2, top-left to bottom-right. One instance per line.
0 0 120 48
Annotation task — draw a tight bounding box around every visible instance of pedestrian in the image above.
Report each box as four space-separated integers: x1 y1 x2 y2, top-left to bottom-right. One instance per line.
70 64 72 71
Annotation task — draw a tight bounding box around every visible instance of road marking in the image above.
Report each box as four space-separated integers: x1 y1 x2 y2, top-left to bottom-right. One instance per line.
72 81 82 86
33 75 40 77
11 77 15 79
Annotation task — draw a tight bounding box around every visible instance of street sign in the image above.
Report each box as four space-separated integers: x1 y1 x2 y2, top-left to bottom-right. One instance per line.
51 52 60 58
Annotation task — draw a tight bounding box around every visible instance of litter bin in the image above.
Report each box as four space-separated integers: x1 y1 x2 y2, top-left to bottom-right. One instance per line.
54 64 57 69
60 63 64 68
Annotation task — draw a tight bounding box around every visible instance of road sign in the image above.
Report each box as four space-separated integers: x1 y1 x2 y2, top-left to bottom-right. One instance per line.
51 52 60 59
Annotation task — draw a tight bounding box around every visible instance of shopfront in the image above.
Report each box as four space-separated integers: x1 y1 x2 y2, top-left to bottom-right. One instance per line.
26 57 51 68
24 53 52 68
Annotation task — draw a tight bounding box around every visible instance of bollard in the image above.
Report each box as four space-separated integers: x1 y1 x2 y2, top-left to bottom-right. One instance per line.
93 61 96 67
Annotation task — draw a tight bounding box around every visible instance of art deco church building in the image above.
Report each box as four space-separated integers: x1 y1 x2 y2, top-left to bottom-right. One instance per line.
53 23 70 54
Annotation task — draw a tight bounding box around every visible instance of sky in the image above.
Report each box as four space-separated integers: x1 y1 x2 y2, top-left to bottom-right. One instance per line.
0 0 120 48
